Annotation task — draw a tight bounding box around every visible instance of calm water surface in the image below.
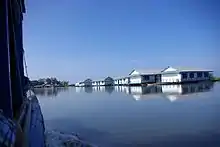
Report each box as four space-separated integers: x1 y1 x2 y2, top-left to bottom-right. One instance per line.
36 82 220 147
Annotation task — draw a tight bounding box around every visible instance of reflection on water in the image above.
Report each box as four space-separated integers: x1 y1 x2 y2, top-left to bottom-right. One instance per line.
34 82 214 100
37 82 219 147
33 87 69 97
35 82 214 102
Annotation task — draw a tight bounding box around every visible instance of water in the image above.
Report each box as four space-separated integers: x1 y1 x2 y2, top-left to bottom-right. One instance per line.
36 82 220 147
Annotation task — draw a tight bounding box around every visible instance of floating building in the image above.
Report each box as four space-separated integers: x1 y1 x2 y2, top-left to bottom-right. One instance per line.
75 66 213 87
160 67 213 84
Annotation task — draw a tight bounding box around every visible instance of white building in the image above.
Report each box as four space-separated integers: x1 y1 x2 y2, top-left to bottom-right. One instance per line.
76 82 84 87
92 81 98 86
161 66 213 84
94 80 105 86
75 82 80 87
129 69 161 85
83 79 93 87
76 66 213 87
104 77 114 86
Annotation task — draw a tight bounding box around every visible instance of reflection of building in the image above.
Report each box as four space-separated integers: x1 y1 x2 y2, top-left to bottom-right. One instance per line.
75 87 86 93
85 87 93 93
162 82 214 102
127 82 213 101
130 86 162 100
92 86 105 92
105 86 114 94
121 86 130 94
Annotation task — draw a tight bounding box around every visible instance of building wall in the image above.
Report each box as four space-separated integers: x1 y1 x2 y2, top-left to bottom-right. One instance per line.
121 78 129 85
161 73 181 83
130 76 142 84
104 77 114 86
142 75 157 83
161 71 211 83
119 79 123 85
75 83 80 87
100 81 105 86
181 72 210 82
79 83 85 87
84 81 92 86
92 82 97 86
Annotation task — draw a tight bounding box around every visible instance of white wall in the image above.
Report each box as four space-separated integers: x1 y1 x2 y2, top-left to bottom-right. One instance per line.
92 82 97 86
121 78 129 85
79 83 85 87
100 81 105 86
119 79 123 85
161 74 181 83
130 76 142 84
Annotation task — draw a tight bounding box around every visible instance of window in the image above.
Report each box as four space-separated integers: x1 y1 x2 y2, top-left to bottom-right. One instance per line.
189 73 194 78
182 73 187 79
204 72 209 78
145 75 149 81
197 72 202 78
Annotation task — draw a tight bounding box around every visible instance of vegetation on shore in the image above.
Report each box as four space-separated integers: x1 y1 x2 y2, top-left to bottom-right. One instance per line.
211 77 220 82
31 77 69 88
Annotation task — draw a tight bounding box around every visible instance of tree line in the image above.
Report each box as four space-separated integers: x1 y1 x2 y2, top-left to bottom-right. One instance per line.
30 77 69 87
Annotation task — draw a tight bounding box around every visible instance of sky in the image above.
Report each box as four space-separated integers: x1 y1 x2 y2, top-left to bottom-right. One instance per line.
23 0 220 83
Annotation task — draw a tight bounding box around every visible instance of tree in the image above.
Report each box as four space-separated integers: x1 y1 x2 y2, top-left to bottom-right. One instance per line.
51 77 58 85
46 78 51 84
62 81 69 87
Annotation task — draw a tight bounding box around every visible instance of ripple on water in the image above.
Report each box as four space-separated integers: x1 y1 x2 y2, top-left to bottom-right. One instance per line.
45 130 98 147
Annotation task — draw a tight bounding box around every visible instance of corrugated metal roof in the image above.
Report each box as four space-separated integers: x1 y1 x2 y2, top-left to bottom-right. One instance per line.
131 69 162 75
113 76 129 80
176 67 213 72
161 67 213 73
105 77 114 80
84 79 92 82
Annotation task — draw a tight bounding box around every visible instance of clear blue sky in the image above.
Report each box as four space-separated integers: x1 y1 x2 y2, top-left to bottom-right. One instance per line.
23 0 220 83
